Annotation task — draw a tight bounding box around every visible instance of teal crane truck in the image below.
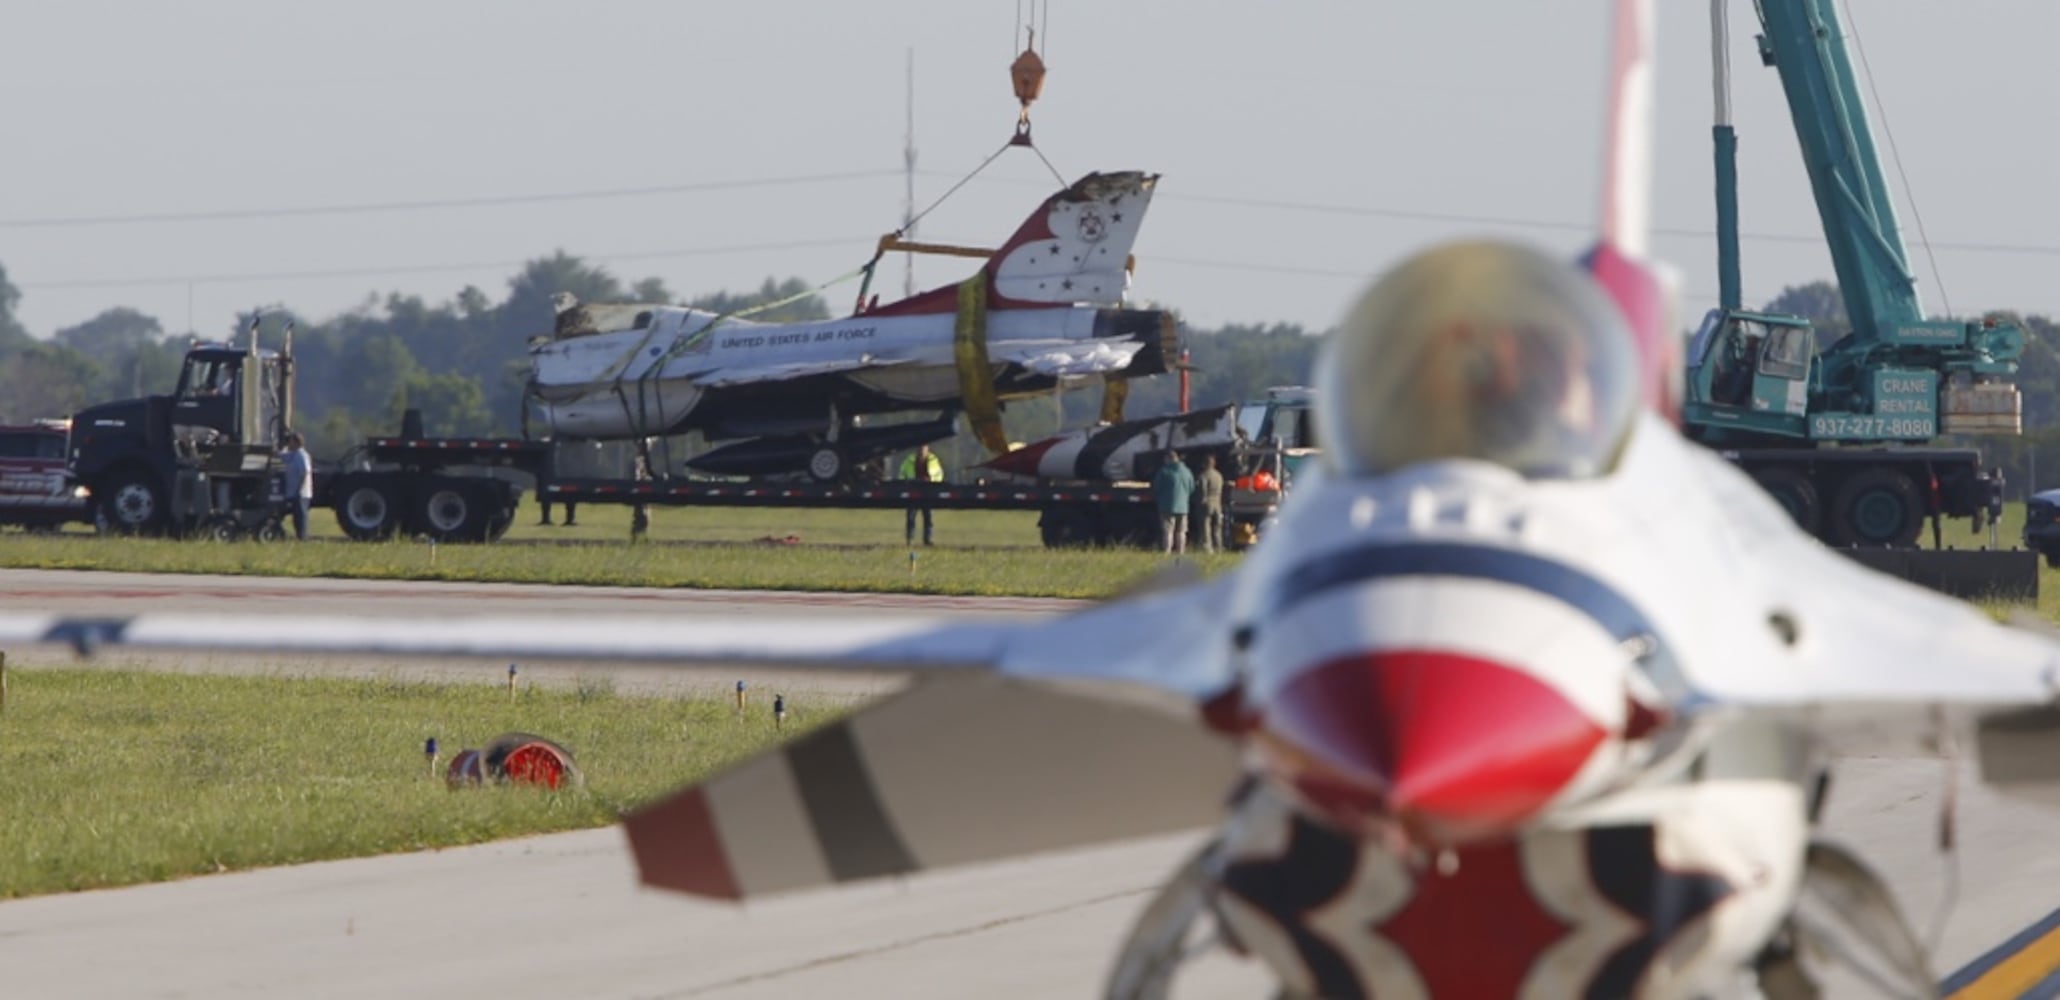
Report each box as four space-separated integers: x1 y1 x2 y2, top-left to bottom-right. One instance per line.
1686 0 2026 561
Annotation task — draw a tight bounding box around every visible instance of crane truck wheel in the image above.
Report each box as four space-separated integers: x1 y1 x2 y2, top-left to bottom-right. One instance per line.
1827 467 1924 548
1749 467 1822 538
95 468 168 537
335 476 401 541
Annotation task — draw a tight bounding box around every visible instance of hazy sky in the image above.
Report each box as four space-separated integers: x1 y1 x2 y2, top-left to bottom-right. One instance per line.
4 2 2056 343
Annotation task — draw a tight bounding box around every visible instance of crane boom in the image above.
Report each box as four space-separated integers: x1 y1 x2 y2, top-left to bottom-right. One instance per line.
1753 0 1940 346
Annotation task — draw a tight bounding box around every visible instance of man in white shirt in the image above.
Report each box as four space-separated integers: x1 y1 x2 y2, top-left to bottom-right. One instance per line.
281 432 314 540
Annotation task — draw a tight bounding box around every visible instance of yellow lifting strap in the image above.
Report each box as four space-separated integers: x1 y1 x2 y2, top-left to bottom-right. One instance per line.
953 276 1011 455
1099 375 1129 424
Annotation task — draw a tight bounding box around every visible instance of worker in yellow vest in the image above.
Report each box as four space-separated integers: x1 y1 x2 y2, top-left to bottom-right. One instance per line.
900 444 944 546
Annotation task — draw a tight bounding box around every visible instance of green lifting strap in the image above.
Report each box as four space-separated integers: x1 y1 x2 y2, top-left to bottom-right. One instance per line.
953 276 1011 455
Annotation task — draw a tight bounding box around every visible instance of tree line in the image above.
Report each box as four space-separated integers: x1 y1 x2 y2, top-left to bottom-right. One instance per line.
4 256 2059 496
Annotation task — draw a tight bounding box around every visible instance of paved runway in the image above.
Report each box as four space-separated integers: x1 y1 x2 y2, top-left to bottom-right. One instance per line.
3 568 2059 997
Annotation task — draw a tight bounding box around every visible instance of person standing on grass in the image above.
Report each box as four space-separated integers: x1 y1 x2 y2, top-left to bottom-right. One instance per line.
901 443 943 546
281 432 314 541
1194 452 1226 553
1152 449 1195 555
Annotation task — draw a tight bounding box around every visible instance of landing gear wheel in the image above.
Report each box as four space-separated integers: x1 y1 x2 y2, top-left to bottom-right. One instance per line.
97 470 168 536
254 518 287 543
1750 467 1822 538
806 445 845 484
1828 467 1923 548
336 477 400 540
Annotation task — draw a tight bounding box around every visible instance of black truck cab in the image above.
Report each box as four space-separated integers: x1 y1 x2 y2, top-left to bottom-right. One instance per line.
70 340 292 537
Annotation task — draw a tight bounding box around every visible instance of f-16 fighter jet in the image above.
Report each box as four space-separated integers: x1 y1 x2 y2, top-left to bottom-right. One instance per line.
527 171 1177 483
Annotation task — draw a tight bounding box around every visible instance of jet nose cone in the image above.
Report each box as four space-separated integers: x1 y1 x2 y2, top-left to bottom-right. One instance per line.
1262 651 1607 843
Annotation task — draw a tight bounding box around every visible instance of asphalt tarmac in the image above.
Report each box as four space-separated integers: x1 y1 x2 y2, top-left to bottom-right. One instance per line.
1 568 2056 997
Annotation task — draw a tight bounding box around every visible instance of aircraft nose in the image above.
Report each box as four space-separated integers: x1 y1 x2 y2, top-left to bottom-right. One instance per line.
1261 649 1608 844
981 438 1056 477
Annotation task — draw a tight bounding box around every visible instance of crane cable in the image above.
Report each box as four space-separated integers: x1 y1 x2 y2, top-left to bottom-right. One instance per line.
1838 0 1954 318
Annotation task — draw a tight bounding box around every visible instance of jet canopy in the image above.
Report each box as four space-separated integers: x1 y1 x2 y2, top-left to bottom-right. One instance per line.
1314 241 1638 481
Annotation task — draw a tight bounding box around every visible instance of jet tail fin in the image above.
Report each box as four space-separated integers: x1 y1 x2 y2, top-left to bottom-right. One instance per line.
867 171 1160 317
1578 0 1683 422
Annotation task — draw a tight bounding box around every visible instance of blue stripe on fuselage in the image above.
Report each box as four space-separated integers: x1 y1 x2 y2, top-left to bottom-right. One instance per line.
1267 541 1699 704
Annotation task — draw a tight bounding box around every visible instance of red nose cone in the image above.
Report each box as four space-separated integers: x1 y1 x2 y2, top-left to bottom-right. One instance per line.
1264 650 1607 842
980 437 1059 477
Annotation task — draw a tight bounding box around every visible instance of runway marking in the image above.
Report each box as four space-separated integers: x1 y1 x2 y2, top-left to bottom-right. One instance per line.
1942 906 2060 999
649 884 1157 998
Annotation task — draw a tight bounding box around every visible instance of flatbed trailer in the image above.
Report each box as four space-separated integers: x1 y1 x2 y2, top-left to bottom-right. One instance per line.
325 423 1263 549
543 476 1171 548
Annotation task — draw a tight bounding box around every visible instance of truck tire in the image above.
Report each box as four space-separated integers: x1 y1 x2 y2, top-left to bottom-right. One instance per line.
415 479 490 542
1827 467 1923 548
1750 467 1821 538
806 445 845 485
486 504 515 542
95 468 168 536
336 476 401 541
1039 506 1094 549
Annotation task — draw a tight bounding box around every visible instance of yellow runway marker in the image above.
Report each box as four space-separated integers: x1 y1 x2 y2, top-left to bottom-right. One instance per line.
1943 907 2060 999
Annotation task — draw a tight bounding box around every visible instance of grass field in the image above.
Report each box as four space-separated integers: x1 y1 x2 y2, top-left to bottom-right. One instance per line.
0 667 830 900
0 504 1237 599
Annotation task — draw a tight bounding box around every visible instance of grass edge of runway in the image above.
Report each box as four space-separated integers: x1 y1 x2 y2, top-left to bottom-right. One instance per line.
0 533 1240 600
0 666 840 900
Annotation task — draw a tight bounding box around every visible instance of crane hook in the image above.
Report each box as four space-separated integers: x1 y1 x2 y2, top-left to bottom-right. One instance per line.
1009 27 1046 147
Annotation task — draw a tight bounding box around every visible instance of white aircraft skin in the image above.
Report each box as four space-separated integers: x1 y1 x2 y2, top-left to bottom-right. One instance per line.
532 306 1151 440
526 170 1175 457
10 2 2060 996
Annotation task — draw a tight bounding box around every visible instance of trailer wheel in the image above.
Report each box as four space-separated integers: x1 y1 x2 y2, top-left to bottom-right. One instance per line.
1039 507 1094 549
96 469 168 536
806 445 845 484
201 515 244 542
336 478 400 541
486 504 515 542
1828 467 1923 548
1750 467 1822 538
417 482 488 542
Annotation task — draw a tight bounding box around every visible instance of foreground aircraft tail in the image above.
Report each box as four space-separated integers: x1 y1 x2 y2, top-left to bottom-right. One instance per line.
1578 0 1683 423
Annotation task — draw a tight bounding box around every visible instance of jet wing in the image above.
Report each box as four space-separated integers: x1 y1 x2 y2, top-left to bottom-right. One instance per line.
989 338 1145 377
1675 446 2060 792
0 572 1244 901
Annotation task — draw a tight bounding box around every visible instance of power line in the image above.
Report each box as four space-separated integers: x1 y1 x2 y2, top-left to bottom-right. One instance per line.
17 237 875 291
0 171 900 230
915 170 2060 259
10 162 2058 260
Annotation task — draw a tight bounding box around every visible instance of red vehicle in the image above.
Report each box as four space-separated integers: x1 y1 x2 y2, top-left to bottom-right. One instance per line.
0 420 89 531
